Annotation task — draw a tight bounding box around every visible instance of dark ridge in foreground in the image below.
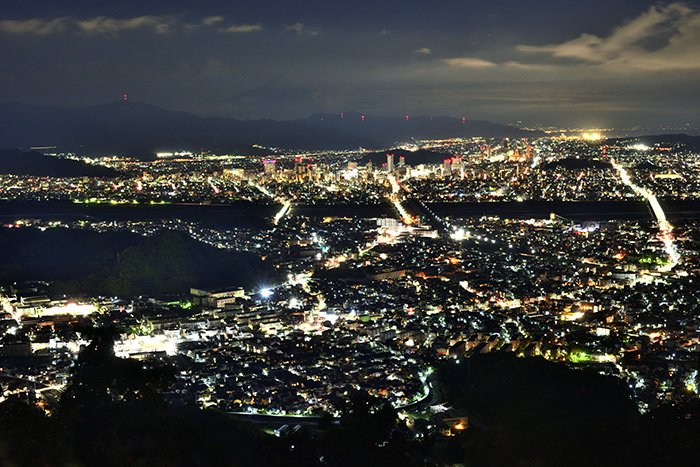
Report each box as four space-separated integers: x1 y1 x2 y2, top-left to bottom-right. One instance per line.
0 228 277 296
438 354 699 466
2 340 697 467
0 328 287 467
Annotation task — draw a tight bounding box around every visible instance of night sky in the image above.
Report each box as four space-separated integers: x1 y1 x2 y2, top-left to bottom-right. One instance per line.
2 0 699 128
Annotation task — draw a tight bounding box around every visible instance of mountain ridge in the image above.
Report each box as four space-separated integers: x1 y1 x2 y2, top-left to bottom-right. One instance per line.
0 101 543 155
301 111 542 141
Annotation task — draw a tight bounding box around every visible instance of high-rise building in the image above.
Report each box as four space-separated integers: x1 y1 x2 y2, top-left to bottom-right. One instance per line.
386 153 395 172
398 156 406 167
263 159 277 175
443 158 452 177
451 157 464 179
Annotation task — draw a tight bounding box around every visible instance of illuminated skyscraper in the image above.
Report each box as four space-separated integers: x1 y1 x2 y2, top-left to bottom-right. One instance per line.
443 158 452 177
263 159 277 175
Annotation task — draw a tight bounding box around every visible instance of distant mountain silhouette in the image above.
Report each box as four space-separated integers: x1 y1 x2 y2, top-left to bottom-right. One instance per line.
0 102 542 155
0 149 118 177
301 111 544 141
0 101 381 156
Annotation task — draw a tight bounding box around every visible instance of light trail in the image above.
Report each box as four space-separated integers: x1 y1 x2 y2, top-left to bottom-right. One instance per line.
273 200 292 225
392 199 413 225
249 181 293 225
208 178 220 194
611 159 680 271
35 383 66 394
249 181 274 198
387 175 414 224
388 174 401 194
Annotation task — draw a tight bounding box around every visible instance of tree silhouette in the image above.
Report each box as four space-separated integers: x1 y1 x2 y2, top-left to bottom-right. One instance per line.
315 392 426 467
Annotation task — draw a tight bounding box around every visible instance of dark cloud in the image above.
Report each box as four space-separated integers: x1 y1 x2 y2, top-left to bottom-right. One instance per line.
0 14 263 36
0 0 698 128
517 2 700 70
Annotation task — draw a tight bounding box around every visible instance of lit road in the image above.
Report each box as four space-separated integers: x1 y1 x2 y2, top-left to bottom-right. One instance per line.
387 174 413 224
227 374 436 428
611 158 680 271
273 200 292 225
248 181 293 225
227 411 332 428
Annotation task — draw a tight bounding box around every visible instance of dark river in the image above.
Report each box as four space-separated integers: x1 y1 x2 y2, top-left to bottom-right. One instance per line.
0 199 699 227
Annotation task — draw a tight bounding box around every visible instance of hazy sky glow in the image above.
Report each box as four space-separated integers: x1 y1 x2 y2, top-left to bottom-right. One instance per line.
1 0 699 128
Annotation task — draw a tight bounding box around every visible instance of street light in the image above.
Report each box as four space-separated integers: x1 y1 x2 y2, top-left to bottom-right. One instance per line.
260 288 273 299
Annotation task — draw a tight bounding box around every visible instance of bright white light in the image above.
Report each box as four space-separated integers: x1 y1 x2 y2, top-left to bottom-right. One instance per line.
260 288 273 298
41 302 96 317
164 340 178 356
450 228 466 241
273 201 292 225
114 334 179 358
628 143 650 151
320 312 339 324
342 168 359 180
581 131 603 141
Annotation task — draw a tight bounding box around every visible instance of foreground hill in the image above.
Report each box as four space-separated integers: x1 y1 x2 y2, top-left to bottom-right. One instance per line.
0 228 277 296
439 354 699 466
0 317 697 465
0 328 289 467
0 149 119 177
